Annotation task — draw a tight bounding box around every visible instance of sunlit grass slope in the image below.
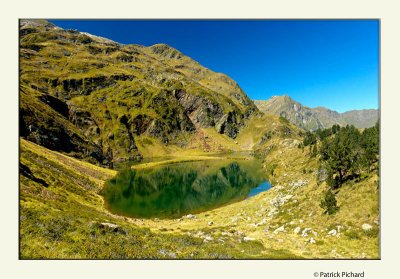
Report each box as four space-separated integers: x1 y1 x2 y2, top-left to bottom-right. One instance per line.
20 133 379 259
20 138 288 259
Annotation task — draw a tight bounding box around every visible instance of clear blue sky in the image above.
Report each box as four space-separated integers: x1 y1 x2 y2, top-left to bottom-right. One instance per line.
50 19 379 113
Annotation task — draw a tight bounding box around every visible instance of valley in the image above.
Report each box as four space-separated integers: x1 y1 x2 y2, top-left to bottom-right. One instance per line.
19 19 379 259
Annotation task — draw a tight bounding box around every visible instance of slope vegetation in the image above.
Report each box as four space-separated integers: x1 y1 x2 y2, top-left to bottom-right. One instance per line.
20 19 258 165
19 20 379 259
20 139 272 259
20 117 379 258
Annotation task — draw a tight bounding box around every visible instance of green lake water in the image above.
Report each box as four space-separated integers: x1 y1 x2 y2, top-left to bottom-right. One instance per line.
101 158 271 219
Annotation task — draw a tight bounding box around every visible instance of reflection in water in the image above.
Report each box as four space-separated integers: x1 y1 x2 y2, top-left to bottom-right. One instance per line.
101 159 271 219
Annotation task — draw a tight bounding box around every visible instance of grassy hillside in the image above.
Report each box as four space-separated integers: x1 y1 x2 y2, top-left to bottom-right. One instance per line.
19 19 258 165
252 128 379 258
20 139 273 259
19 19 379 260
20 135 379 259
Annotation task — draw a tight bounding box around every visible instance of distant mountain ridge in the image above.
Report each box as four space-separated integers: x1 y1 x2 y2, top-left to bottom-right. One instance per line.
254 95 378 131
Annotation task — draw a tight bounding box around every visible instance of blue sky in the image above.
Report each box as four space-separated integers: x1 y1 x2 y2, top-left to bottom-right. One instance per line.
50 20 379 113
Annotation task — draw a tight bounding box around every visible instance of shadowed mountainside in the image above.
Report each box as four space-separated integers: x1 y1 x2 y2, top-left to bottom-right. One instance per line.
19 20 379 260
20 19 259 165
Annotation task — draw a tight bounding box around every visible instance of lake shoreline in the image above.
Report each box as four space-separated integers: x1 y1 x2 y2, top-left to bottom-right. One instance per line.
104 155 269 219
131 154 252 170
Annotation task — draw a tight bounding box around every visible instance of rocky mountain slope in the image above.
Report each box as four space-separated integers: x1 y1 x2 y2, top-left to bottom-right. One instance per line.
19 19 258 165
19 20 379 260
254 95 378 131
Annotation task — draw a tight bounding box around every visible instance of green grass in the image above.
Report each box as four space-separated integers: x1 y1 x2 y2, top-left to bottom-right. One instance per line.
19 21 379 259
131 155 224 170
19 112 379 259
20 139 276 259
20 22 256 163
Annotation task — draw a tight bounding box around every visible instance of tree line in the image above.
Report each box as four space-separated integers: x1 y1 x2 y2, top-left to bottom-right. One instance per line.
300 123 379 214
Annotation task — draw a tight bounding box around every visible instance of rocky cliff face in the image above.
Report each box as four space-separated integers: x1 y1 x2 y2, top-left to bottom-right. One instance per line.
19 19 258 165
254 95 378 131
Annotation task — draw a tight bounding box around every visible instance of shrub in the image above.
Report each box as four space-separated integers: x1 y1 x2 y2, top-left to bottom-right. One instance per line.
344 230 360 240
279 116 289 124
320 189 339 215
363 227 379 238
303 131 317 146
76 34 93 44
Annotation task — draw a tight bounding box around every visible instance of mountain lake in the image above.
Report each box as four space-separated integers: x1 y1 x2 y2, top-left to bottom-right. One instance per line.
101 157 272 219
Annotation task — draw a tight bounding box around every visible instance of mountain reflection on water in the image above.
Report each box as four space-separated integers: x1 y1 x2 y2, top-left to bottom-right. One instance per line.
101 159 271 219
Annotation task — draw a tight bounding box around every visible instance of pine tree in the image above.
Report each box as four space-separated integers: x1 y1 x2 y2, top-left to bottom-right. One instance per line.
361 122 379 170
303 131 317 146
320 189 339 215
319 125 361 187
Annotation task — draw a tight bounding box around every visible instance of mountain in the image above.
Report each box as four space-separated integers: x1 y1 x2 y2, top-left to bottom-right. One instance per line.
18 20 379 260
19 19 258 165
341 109 380 128
254 95 378 131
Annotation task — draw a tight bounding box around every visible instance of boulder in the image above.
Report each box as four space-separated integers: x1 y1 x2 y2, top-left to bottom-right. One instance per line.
270 196 284 207
234 231 245 237
99 222 126 234
268 207 279 217
282 194 293 202
100 222 118 229
243 236 256 242
203 235 214 242
158 249 177 258
362 223 373 231
274 226 285 234
327 229 337 236
294 227 301 234
255 218 267 227
301 228 312 237
289 179 308 189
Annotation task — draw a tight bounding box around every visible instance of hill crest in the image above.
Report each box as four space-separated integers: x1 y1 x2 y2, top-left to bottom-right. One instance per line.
254 95 378 130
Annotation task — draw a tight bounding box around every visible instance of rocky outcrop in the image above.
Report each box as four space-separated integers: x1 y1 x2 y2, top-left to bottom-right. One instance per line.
174 89 224 127
20 87 106 165
119 114 138 153
19 162 49 187
68 105 101 139
148 43 183 59
174 89 242 138
19 19 259 164
20 104 105 164
38 94 69 118
53 74 135 98
216 111 240 138
150 91 195 136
